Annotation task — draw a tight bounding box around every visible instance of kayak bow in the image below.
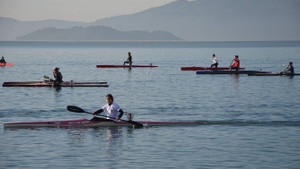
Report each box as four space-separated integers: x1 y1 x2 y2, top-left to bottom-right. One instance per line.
248 72 300 76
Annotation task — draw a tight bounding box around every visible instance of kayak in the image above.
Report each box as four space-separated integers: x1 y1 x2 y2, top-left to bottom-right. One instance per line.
181 66 245 71
3 118 203 128
2 81 109 87
196 70 270 75
248 72 300 76
96 64 158 68
0 63 13 66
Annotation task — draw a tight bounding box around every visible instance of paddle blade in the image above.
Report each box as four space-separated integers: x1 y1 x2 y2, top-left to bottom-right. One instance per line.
67 105 85 113
129 121 143 128
43 75 49 79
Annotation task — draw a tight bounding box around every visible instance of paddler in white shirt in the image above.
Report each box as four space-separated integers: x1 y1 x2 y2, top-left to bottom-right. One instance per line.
210 54 218 68
92 94 124 121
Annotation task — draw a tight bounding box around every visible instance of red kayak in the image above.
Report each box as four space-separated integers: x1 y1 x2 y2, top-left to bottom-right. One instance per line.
181 66 245 71
4 118 203 128
96 64 158 68
2 81 108 87
0 63 13 66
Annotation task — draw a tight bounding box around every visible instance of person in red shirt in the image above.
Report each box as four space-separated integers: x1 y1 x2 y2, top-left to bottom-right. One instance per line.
229 55 240 71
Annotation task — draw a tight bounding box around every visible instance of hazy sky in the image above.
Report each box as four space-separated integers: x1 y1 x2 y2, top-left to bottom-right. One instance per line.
0 0 176 22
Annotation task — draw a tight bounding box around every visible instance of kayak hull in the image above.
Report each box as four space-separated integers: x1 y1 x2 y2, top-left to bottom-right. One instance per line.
2 81 108 87
248 73 300 76
3 118 203 128
0 63 13 66
96 64 158 68
181 66 245 71
196 70 270 74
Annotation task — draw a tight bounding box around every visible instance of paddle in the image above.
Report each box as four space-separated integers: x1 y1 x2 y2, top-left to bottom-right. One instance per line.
67 105 143 128
43 75 52 83
229 59 234 70
43 75 49 79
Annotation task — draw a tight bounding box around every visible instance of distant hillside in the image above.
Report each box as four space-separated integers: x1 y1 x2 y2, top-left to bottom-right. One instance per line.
16 26 182 41
1 0 299 41
91 0 300 41
0 17 85 40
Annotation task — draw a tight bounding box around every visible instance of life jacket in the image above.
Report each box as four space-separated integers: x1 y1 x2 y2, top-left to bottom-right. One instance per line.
231 59 240 68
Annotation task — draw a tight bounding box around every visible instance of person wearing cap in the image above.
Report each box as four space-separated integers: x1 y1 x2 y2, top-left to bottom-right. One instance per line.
210 54 218 68
229 55 240 71
52 67 63 86
123 52 132 66
280 62 294 75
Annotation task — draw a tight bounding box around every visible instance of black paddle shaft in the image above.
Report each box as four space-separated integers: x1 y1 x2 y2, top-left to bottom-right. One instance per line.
67 105 143 128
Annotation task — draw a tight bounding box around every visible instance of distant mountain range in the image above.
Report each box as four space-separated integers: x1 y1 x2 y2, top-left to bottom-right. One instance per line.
0 17 85 41
1 0 299 41
93 0 300 41
16 26 181 41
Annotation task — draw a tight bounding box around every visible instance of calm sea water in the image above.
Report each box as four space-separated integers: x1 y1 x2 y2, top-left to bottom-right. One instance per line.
0 41 300 169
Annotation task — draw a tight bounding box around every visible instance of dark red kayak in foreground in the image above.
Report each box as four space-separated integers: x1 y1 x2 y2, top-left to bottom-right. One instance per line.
96 64 158 68
181 66 245 71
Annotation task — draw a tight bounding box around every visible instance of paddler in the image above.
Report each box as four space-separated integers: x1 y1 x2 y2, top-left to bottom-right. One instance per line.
229 55 240 71
92 94 124 121
210 54 218 68
280 61 294 75
123 52 132 66
51 67 63 86
0 56 6 64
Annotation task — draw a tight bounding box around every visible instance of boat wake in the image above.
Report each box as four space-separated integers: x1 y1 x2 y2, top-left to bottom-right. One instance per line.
199 120 300 127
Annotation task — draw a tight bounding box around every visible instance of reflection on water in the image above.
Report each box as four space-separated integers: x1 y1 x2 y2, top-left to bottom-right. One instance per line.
231 74 239 89
105 127 121 148
66 129 87 147
66 127 135 150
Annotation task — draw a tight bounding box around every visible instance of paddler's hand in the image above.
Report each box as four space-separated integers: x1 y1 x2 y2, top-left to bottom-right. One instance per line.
91 112 96 115
116 117 120 120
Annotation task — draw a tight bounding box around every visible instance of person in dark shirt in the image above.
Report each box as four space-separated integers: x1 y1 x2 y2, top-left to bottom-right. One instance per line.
280 62 294 75
52 67 63 86
123 52 132 66
0 56 6 64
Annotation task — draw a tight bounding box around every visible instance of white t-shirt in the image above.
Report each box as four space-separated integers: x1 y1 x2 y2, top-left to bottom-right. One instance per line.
102 102 121 118
213 57 218 64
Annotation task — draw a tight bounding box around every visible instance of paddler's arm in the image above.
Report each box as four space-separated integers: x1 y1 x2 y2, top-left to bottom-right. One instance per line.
92 109 103 115
117 109 124 120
